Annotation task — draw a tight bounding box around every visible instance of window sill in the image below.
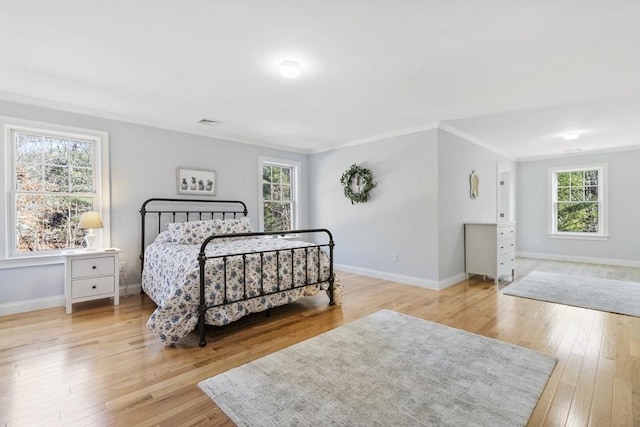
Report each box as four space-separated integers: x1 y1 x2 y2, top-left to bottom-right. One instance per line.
263 233 300 240
547 233 610 241
0 254 64 269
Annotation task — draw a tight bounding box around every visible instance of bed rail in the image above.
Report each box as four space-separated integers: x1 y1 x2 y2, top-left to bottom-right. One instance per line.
197 229 335 347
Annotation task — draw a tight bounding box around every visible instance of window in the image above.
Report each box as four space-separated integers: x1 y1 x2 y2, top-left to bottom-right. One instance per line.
1 117 110 265
549 163 608 239
259 157 299 232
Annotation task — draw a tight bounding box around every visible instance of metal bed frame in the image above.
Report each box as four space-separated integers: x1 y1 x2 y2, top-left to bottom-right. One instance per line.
140 198 335 347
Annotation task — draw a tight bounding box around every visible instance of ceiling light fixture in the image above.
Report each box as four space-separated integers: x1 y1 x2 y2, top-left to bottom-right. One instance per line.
562 132 580 140
280 61 300 78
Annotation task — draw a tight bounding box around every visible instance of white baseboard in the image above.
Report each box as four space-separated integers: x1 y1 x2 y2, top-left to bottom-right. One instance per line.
334 264 464 290
438 273 468 289
517 252 640 268
0 284 144 316
0 295 65 316
121 283 143 295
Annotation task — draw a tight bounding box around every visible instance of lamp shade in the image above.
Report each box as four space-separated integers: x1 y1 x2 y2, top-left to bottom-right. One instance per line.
78 212 103 229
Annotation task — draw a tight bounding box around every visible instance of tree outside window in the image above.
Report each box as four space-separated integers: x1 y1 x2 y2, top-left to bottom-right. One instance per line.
259 158 299 233
12 131 96 253
550 164 607 237
262 164 293 231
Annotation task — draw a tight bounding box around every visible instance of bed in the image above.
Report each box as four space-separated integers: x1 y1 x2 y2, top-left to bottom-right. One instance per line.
140 198 342 346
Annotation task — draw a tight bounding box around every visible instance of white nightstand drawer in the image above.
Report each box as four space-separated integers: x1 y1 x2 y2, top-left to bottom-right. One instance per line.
72 276 115 298
72 256 115 278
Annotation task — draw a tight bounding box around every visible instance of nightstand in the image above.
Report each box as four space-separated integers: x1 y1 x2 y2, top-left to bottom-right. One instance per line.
62 248 121 314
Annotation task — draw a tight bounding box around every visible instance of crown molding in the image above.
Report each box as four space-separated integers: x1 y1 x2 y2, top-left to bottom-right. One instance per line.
517 144 640 162
0 91 309 155
310 122 440 154
437 121 517 161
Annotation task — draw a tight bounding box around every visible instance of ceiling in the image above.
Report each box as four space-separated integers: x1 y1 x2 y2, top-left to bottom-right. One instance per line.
1 1 638 160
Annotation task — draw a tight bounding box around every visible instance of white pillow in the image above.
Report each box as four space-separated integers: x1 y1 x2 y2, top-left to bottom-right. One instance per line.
215 217 253 235
167 219 220 245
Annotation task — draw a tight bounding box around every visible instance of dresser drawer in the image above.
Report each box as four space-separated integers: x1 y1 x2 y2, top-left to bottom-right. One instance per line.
498 238 515 255
71 256 115 278
72 276 115 298
497 225 515 241
498 252 515 274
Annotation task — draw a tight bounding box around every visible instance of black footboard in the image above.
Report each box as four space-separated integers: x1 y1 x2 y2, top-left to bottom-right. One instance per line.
197 229 335 347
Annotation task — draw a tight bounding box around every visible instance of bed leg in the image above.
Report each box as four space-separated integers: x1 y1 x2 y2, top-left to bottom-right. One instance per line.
328 274 335 306
198 305 207 347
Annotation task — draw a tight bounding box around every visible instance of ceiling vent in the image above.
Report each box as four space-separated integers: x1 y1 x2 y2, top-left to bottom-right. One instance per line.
198 118 221 126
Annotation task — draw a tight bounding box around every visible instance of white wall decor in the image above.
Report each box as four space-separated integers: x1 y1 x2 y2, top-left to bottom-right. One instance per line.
177 168 216 195
469 170 479 199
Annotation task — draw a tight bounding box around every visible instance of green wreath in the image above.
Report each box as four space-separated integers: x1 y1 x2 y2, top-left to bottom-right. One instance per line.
340 164 377 204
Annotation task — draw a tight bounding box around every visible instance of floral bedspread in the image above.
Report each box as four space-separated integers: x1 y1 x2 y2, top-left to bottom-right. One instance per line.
142 231 343 346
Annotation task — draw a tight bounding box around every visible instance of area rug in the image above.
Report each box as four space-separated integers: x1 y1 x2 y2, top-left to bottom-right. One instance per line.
198 309 557 427
503 271 640 317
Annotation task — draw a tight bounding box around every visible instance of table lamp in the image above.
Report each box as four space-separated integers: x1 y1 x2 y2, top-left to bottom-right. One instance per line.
78 211 103 250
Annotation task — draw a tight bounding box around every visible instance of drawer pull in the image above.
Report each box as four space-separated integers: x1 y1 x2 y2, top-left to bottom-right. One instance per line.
92 266 97 269
92 285 97 289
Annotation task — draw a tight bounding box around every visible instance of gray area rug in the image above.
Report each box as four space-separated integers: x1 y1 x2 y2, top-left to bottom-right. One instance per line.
199 310 557 427
503 271 640 317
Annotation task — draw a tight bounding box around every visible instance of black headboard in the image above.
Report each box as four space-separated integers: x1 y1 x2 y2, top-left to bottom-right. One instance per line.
139 198 248 274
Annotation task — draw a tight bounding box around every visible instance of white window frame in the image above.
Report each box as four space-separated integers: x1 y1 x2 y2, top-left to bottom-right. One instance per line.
547 162 608 240
258 156 300 233
1 117 111 268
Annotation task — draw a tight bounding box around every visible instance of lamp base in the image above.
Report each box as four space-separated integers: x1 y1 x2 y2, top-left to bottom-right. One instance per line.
84 233 98 250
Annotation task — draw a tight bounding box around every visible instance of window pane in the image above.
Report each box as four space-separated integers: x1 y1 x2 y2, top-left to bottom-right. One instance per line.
585 186 598 201
15 194 92 252
16 163 43 191
263 183 271 200
263 201 291 232
570 187 584 201
70 140 93 167
282 184 291 201
282 167 291 185
557 172 570 186
263 165 272 182
15 133 42 164
585 170 598 185
557 202 598 233
44 165 70 192
71 167 93 192
44 137 69 166
569 171 584 186
557 187 570 202
272 184 282 201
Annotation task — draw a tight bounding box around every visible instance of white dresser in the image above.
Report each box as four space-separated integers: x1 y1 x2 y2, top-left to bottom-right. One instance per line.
63 248 121 314
464 223 515 285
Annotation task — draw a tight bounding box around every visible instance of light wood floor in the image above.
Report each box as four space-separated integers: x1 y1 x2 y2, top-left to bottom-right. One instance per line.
1 259 638 426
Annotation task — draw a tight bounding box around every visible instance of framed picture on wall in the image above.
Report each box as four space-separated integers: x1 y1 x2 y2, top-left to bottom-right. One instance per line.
176 167 216 195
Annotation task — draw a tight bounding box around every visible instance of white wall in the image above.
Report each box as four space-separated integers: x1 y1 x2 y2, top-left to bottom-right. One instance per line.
437 129 517 281
0 100 309 308
308 128 514 288
309 130 440 285
517 149 640 264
